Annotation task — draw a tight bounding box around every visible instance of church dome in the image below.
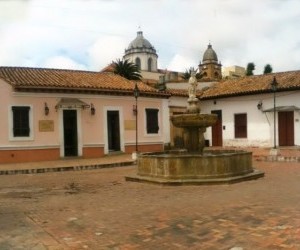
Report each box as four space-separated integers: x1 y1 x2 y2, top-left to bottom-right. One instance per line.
128 31 153 49
202 44 218 62
125 31 157 55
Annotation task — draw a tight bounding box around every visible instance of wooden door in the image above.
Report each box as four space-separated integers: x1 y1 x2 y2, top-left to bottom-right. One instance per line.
63 110 78 156
107 111 120 151
211 110 223 146
278 111 294 146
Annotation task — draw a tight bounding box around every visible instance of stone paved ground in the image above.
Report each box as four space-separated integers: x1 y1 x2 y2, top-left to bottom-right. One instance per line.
0 161 300 249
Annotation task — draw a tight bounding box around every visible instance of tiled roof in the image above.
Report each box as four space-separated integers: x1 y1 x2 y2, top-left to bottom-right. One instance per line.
0 67 169 97
201 70 300 99
100 63 114 73
166 88 203 98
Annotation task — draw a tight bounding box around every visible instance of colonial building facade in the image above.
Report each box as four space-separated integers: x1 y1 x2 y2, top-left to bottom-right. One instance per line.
0 67 169 163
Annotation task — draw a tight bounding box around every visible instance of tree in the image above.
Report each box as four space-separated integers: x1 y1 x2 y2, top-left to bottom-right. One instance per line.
246 62 255 76
181 67 201 80
112 59 142 80
263 64 273 74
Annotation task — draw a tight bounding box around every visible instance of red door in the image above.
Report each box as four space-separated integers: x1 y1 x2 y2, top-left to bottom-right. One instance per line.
211 110 223 146
278 111 294 146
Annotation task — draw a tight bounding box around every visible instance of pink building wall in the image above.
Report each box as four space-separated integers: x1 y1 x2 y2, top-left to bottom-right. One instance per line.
0 79 165 163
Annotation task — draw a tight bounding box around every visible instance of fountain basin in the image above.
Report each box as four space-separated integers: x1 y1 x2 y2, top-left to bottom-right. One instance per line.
126 150 264 185
171 113 218 128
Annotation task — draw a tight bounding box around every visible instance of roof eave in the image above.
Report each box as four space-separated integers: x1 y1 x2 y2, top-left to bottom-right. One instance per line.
200 87 300 100
13 86 170 98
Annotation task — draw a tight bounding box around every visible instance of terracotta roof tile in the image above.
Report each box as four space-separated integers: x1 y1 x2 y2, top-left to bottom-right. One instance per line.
166 88 203 97
0 67 169 97
201 70 300 99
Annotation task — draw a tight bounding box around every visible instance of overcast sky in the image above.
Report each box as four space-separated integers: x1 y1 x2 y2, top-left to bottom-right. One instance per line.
0 0 299 74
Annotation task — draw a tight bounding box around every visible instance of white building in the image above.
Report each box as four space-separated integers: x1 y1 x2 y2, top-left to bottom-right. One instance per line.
222 65 246 78
200 71 300 147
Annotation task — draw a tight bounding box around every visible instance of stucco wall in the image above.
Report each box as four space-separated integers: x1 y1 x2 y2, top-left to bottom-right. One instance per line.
0 79 166 163
168 90 300 148
201 91 300 147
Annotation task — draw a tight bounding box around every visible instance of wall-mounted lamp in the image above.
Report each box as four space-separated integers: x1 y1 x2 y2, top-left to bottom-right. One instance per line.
213 100 217 105
257 101 263 110
44 102 49 116
133 105 137 116
90 103 95 115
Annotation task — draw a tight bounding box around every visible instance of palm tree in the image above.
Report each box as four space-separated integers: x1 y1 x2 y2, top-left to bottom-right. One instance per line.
181 67 201 80
112 59 142 80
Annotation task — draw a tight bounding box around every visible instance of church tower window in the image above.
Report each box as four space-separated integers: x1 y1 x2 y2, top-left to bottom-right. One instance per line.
148 58 152 71
135 57 141 70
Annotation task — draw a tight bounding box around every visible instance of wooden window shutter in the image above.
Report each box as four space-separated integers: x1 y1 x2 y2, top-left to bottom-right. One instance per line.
146 109 159 134
234 113 247 138
12 106 30 137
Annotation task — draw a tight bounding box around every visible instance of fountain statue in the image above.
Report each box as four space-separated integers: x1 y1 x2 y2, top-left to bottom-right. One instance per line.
126 70 264 185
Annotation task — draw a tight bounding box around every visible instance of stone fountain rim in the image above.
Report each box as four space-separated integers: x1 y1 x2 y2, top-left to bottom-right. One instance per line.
138 149 252 158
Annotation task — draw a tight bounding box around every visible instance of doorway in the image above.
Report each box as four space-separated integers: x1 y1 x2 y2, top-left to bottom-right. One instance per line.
278 111 294 146
211 110 223 146
107 111 121 151
63 110 78 156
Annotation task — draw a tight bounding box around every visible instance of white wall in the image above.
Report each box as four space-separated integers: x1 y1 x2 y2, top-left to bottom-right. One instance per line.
201 91 300 147
124 53 158 72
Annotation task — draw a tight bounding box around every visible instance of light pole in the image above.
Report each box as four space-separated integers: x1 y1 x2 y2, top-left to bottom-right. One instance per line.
271 76 278 149
133 82 140 153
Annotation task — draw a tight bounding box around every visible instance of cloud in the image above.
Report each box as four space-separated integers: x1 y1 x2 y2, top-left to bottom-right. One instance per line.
88 36 127 71
167 54 198 72
0 0 300 74
42 56 87 70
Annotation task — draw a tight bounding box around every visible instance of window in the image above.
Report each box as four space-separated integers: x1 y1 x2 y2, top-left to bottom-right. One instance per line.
146 108 159 134
234 113 247 138
135 57 141 70
148 58 152 71
12 106 30 137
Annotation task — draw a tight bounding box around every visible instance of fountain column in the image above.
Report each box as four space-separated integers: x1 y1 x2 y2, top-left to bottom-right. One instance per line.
182 70 205 153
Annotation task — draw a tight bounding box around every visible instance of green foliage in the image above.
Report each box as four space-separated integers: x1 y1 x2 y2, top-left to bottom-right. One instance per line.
246 62 255 76
263 64 273 74
112 59 142 80
181 67 201 80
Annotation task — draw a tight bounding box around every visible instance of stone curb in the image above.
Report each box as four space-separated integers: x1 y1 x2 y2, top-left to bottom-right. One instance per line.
255 156 300 162
0 161 135 176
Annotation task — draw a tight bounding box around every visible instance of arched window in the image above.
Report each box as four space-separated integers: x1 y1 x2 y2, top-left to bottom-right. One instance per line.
214 72 219 78
135 57 141 70
202 72 208 78
148 58 152 71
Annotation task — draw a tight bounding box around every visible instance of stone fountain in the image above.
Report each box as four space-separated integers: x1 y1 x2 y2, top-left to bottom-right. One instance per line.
126 71 264 185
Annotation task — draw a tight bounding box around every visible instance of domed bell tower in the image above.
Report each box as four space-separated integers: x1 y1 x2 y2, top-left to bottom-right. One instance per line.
123 31 158 72
199 44 222 81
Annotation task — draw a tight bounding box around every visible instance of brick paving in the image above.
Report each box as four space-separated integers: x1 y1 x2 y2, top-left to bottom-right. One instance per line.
0 153 134 175
0 150 300 249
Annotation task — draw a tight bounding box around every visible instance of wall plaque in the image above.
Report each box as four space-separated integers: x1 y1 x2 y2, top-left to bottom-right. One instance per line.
39 120 54 132
124 120 136 130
